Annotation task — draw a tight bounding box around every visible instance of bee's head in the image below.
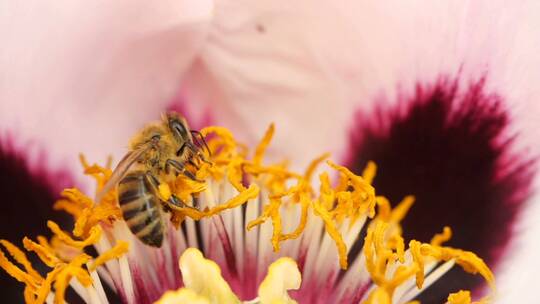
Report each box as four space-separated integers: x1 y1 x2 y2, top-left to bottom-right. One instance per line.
164 112 191 144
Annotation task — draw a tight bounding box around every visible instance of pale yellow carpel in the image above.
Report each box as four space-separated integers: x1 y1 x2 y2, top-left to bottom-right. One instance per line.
258 257 301 304
179 248 240 304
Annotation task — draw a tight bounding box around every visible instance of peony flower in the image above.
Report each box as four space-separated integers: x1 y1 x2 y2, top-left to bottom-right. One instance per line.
0 122 494 303
1 1 539 302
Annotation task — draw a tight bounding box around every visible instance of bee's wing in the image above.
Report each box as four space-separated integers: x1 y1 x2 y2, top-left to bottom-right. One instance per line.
95 143 153 203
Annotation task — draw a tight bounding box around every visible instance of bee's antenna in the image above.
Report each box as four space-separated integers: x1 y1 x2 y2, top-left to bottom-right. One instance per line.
190 130 212 156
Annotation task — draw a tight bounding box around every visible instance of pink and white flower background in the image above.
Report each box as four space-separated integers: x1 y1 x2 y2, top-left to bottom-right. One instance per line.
1 1 539 303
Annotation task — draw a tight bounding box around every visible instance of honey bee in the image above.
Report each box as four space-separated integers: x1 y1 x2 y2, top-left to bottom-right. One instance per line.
97 112 210 247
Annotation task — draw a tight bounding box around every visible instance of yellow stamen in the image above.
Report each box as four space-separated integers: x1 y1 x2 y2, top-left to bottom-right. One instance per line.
431 226 453 246
253 123 275 165
375 196 392 221
34 266 63 304
158 183 172 201
0 240 41 281
447 290 472 304
247 197 283 251
312 200 348 269
420 244 496 290
23 237 61 268
47 221 102 249
409 240 425 288
80 154 114 195
54 188 93 213
54 254 92 304
171 184 260 221
279 190 311 242
304 152 330 182
200 126 237 158
227 157 246 192
0 123 496 304
319 172 335 209
89 241 129 271
327 160 377 218
170 176 207 203
389 195 415 224
362 161 377 185
0 246 41 289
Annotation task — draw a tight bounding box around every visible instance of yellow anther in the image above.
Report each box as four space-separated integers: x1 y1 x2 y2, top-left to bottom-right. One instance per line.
0 123 498 304
54 254 92 304
158 183 172 201
201 126 237 157
319 172 335 209
0 240 41 281
304 152 330 182
326 160 376 218
206 184 260 217
312 201 348 269
57 188 94 210
227 157 246 192
409 240 425 288
53 198 84 218
389 195 415 224
23 237 61 268
172 184 260 221
172 175 207 203
0 246 41 289
362 161 377 185
375 196 392 221
447 290 472 304
34 266 63 304
247 197 283 251
47 221 102 249
279 192 311 242
420 244 495 291
388 235 405 263
431 226 452 246
253 123 275 165
89 241 129 271
44 236 82 262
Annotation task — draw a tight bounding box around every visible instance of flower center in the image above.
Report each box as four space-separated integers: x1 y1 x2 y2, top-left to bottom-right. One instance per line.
0 123 495 304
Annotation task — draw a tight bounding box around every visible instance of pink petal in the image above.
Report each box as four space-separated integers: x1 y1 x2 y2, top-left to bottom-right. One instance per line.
180 0 356 169
0 0 213 184
182 1 540 301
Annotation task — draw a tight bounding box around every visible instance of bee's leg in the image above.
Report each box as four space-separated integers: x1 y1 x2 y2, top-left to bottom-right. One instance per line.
144 171 197 211
187 159 200 170
166 194 196 210
144 171 161 191
165 159 203 182
164 158 184 175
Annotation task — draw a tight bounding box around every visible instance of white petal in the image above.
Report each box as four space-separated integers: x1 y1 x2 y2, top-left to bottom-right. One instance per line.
0 0 213 184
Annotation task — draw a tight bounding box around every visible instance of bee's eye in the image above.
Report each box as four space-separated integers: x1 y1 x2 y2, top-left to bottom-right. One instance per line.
176 143 186 156
151 134 161 141
171 120 188 139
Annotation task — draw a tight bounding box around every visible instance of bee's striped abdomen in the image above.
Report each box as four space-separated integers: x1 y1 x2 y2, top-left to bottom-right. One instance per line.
118 171 164 247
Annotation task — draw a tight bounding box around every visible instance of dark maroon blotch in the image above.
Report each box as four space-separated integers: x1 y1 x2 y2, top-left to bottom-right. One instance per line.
0 135 76 303
345 77 535 302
